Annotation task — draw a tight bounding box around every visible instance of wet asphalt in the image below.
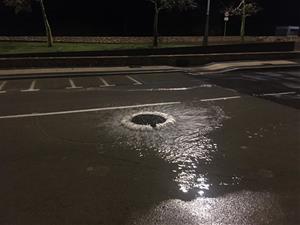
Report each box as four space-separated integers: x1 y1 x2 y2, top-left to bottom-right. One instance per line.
0 68 299 225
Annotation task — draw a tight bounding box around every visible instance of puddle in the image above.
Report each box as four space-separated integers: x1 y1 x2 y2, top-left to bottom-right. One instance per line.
104 103 229 196
129 191 283 225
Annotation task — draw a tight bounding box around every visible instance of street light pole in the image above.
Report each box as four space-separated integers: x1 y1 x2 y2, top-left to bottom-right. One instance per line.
223 12 229 38
240 0 246 42
202 0 211 46
224 20 227 37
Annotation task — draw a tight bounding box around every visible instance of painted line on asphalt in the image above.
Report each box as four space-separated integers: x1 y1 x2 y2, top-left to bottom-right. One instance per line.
21 80 40 92
200 96 241 102
128 87 192 92
99 77 115 87
285 72 300 78
126 75 143 85
0 81 7 94
1 91 296 119
256 91 296 97
242 75 267 81
127 85 213 92
255 72 283 77
66 78 82 89
0 101 181 120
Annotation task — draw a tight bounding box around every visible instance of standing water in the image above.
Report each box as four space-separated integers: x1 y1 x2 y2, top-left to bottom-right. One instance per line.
104 103 228 197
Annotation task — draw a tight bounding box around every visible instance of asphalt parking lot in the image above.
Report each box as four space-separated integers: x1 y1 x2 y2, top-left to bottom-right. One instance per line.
0 68 299 225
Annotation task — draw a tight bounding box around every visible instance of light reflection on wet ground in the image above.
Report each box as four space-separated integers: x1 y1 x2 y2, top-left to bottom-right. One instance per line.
0 69 299 224
98 96 299 224
104 103 228 197
130 191 283 225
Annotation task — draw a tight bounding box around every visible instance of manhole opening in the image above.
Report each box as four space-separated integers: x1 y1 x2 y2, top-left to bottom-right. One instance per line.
131 114 167 128
121 111 176 130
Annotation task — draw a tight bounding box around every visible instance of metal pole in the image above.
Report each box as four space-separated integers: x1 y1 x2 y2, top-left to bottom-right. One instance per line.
202 0 211 46
224 20 227 37
240 0 246 42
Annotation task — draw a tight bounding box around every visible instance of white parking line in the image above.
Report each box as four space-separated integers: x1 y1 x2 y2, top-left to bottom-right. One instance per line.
255 72 283 77
66 78 82 89
21 80 40 92
0 91 296 120
243 75 267 81
126 75 143 85
256 91 296 97
200 96 241 102
99 77 115 87
0 101 181 120
0 81 7 93
285 72 300 77
127 85 213 92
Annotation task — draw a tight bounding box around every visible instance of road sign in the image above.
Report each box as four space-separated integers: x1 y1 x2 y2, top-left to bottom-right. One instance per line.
224 17 229 21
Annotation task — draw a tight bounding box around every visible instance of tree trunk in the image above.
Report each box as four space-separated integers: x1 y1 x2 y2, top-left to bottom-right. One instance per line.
39 0 53 47
153 8 159 48
240 0 246 42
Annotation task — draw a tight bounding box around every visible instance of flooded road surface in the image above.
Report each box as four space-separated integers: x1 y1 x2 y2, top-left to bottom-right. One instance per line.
0 69 299 224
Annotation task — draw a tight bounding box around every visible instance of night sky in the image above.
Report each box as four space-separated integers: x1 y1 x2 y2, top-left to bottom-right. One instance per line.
0 0 299 36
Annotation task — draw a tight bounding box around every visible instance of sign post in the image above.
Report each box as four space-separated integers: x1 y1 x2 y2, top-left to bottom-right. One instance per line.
202 0 211 46
224 12 229 37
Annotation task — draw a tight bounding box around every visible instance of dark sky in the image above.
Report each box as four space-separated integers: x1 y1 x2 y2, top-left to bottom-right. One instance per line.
0 0 299 36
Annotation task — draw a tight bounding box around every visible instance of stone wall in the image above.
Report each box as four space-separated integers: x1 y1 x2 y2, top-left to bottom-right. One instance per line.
0 36 299 44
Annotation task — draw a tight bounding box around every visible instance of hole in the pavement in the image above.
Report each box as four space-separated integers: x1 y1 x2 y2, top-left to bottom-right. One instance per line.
121 112 175 130
131 114 166 128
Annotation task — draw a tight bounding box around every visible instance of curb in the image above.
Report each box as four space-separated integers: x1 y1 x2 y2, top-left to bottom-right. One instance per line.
1 51 300 69
188 63 300 76
0 68 184 80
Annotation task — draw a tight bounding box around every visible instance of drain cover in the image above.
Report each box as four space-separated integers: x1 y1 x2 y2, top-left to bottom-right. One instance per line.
121 112 175 130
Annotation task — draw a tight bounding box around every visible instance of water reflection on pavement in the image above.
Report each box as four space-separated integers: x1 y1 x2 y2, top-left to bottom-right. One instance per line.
105 103 227 198
101 98 299 225
130 191 283 225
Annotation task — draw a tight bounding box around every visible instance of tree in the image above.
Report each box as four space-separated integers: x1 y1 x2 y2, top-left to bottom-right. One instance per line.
147 0 197 47
3 0 53 47
231 0 262 41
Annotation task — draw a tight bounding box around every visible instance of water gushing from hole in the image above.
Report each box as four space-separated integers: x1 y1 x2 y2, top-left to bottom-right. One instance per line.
105 104 228 196
121 111 175 130
131 114 166 128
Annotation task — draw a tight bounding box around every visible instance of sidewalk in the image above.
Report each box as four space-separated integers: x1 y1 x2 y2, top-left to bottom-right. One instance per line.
0 60 299 79
189 59 300 75
0 66 182 79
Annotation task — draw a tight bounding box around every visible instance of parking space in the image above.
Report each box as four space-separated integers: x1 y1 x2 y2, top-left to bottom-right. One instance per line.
0 68 299 225
202 69 300 109
0 72 215 96
0 74 147 94
0 79 32 93
37 77 71 90
0 69 299 111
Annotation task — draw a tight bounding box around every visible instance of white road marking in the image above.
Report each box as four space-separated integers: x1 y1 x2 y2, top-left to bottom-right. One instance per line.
66 78 82 89
256 91 296 97
285 72 300 77
282 83 300 89
127 85 213 92
21 80 40 92
126 75 143 85
0 81 7 93
0 91 296 120
243 75 267 81
99 77 115 87
129 87 190 91
0 101 181 120
255 72 283 77
200 96 241 102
